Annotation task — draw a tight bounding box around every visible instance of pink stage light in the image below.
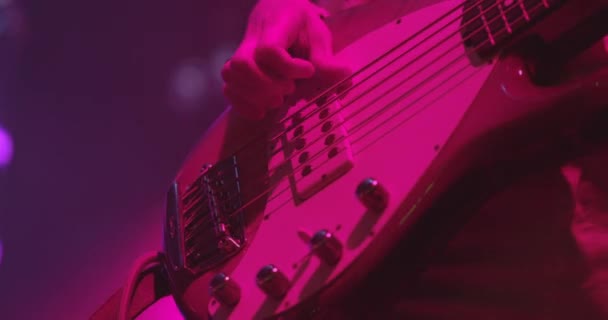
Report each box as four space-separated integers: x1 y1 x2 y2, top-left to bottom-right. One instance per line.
170 59 209 113
0 125 13 168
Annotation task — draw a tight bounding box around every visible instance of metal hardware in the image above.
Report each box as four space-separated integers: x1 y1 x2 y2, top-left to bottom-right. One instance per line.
165 156 246 274
256 264 289 299
310 229 342 266
356 178 389 212
209 273 241 307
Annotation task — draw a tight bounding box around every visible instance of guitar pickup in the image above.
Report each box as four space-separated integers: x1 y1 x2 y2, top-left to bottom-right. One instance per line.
282 96 354 203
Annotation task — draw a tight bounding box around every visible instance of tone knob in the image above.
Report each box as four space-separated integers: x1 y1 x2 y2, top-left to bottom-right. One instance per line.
356 178 388 212
209 273 240 307
310 229 342 266
256 264 289 299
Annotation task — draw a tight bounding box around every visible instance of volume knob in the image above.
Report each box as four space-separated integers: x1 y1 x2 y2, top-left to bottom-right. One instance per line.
310 229 342 266
356 178 388 212
256 264 290 299
209 273 240 307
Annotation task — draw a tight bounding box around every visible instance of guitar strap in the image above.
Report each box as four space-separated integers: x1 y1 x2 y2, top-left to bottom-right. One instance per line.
90 264 170 320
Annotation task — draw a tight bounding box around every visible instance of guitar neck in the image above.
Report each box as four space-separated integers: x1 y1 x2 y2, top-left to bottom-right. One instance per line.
462 0 565 63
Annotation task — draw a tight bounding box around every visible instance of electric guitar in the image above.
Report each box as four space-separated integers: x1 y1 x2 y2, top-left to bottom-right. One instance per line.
157 0 608 319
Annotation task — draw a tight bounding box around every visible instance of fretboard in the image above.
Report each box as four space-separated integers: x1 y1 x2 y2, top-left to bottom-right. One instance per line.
461 0 565 61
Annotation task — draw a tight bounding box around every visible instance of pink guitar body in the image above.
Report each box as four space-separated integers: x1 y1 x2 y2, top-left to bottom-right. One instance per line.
160 1 608 319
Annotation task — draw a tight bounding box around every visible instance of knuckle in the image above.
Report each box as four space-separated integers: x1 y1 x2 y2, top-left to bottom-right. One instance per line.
286 80 296 93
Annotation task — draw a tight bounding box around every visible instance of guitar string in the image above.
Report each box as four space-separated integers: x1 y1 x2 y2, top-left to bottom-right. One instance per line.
184 0 479 227
198 6 541 230
183 1 545 230
258 4 542 212
236 1 550 262
351 66 480 149
265 0 533 172
247 0 542 222
220 0 468 162
268 1 468 137
266 26 478 162
261 66 482 220
256 2 540 192
267 0 546 149
186 1 543 229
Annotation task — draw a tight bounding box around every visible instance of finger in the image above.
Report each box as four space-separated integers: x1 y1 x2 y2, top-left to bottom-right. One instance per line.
312 4 330 19
255 13 315 79
223 60 296 96
255 45 315 79
228 57 296 95
256 12 298 51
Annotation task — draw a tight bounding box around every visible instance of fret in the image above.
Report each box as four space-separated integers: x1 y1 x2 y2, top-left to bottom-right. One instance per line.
525 0 553 10
497 1 513 34
522 0 556 20
477 4 496 45
486 2 506 36
481 1 511 44
519 0 531 21
460 0 563 63
461 2 487 49
502 0 527 32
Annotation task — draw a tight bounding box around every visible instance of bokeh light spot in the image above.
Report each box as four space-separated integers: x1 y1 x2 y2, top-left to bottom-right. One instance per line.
0 0 27 39
170 60 208 113
0 125 13 168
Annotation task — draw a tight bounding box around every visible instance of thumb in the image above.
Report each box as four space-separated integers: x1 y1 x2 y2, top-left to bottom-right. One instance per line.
255 45 315 79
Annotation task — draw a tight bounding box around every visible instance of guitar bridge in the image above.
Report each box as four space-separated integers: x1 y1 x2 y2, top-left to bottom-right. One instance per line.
164 157 246 273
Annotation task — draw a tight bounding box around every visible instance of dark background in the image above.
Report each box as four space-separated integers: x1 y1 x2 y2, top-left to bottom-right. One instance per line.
0 1 256 318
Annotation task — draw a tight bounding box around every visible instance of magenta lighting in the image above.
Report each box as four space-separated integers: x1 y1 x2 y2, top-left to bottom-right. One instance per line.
0 125 13 168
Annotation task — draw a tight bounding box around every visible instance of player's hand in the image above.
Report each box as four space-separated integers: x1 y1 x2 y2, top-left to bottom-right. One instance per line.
222 0 351 120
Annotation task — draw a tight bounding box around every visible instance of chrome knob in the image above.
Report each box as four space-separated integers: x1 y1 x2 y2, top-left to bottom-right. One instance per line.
310 229 342 266
356 178 388 212
209 273 240 307
256 264 289 299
